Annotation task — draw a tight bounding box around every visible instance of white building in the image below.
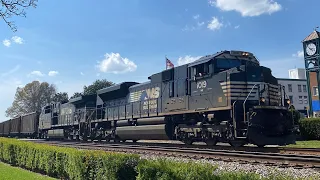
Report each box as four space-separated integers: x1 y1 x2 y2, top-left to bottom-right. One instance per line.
288 68 306 79
277 68 308 113
277 78 308 112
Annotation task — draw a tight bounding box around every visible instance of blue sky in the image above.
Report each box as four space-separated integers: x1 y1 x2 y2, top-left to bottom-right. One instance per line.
0 0 318 121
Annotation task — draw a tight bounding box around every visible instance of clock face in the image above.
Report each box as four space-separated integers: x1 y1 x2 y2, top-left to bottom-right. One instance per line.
306 43 317 56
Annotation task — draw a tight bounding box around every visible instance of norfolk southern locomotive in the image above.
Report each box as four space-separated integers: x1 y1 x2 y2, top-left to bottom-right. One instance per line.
0 50 296 147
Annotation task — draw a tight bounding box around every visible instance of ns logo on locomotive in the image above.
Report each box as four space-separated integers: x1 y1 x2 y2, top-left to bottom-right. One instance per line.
0 50 298 148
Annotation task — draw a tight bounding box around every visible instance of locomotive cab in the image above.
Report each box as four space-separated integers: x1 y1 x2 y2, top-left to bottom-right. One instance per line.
178 50 296 147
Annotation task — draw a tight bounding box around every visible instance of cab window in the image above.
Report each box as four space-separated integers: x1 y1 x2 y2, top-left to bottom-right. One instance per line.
216 59 241 72
193 62 211 78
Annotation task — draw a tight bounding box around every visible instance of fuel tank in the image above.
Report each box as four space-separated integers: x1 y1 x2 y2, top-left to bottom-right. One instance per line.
116 124 169 140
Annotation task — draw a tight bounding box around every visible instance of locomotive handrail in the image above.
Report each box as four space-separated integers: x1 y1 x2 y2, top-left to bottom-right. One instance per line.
232 84 256 138
243 84 260 124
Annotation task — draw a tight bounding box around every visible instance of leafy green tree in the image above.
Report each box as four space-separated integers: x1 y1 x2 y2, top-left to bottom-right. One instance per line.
70 92 83 99
1 0 38 32
53 92 69 103
83 79 115 95
5 81 57 117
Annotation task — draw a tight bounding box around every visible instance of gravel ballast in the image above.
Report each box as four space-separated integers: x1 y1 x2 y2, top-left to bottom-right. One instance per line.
139 153 320 179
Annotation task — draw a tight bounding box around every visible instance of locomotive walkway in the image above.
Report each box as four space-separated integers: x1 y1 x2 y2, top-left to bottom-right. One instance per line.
23 139 320 168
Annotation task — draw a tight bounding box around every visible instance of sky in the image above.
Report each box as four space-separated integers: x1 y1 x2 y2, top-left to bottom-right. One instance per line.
0 0 318 121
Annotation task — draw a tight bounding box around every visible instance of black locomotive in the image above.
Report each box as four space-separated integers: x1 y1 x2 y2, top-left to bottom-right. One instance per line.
0 50 296 147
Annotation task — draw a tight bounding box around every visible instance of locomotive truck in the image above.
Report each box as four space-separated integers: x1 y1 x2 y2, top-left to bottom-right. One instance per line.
0 50 296 147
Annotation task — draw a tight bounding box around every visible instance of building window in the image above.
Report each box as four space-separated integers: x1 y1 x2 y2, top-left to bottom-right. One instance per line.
304 96 308 104
298 85 302 92
289 96 293 103
313 86 319 96
303 85 307 92
288 84 292 92
299 96 303 104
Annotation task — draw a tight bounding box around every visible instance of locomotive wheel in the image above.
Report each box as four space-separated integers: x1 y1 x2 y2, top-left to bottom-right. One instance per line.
114 138 121 143
229 140 246 148
205 138 217 146
132 140 138 143
183 139 194 145
257 144 265 148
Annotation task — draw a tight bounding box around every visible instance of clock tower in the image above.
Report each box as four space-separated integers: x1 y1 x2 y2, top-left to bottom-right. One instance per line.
302 29 320 117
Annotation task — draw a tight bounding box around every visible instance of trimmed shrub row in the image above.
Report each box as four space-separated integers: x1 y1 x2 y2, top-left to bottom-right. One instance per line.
299 118 320 140
0 138 139 180
0 138 295 180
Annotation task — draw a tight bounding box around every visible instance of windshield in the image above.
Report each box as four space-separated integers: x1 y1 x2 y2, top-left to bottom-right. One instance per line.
216 59 242 69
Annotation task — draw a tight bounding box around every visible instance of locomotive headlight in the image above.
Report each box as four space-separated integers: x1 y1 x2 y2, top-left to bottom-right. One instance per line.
260 97 266 103
287 99 291 104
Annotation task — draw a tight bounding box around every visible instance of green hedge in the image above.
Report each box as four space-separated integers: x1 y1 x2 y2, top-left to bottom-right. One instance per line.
299 118 320 140
135 159 264 180
0 138 299 180
0 138 139 180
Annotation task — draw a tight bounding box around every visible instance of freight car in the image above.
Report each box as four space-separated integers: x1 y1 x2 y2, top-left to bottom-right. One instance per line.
35 50 297 147
0 112 40 138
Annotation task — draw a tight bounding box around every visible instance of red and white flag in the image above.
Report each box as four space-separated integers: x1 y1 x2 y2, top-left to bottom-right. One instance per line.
166 57 174 69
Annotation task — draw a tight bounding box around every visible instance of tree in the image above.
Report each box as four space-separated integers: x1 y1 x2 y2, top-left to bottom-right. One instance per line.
83 79 115 95
5 81 57 118
70 92 82 99
53 92 69 104
1 0 38 32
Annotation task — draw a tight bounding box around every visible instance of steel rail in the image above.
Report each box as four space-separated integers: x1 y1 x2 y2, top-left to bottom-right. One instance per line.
28 140 320 168
27 139 320 155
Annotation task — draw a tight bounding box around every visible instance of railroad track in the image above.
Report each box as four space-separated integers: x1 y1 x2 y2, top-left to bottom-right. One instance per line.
24 139 320 155
27 139 320 168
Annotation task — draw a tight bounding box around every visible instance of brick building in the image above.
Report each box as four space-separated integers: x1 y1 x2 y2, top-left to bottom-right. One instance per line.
302 29 320 117
309 72 320 115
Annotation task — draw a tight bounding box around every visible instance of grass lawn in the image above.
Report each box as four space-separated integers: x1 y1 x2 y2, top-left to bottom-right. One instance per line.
285 140 320 148
0 162 57 180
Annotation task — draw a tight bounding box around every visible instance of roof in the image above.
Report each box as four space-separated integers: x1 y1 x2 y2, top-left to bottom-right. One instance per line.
69 94 96 104
187 50 259 67
188 51 224 67
302 30 320 42
97 82 139 101
129 81 150 89
96 82 138 95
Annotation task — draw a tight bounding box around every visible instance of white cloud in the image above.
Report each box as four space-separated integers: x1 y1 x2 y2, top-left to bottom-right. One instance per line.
28 71 45 77
209 0 282 17
3 39 11 47
182 25 197 32
2 36 24 47
11 36 24 44
177 55 202 66
182 15 205 32
207 17 223 31
96 53 137 74
80 72 85 76
235 25 240 29
292 50 304 58
48 71 59 77
197 21 205 27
